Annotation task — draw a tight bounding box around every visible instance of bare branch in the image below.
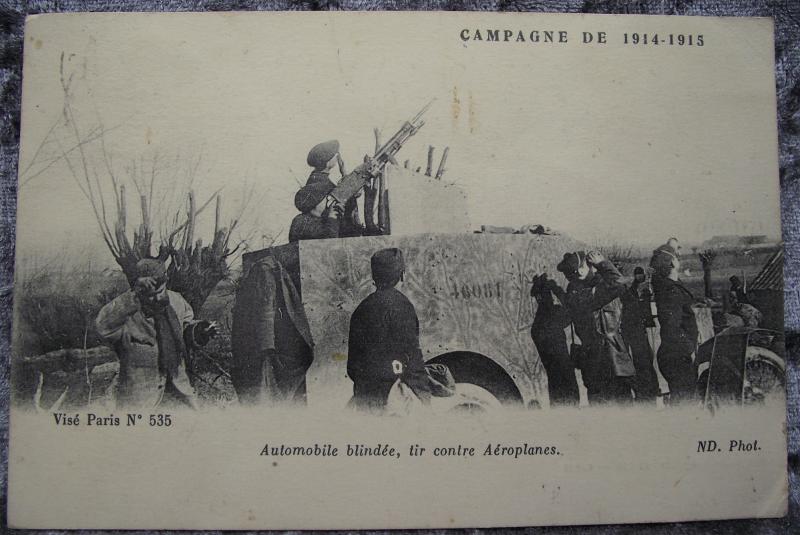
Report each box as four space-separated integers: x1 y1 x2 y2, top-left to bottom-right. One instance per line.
20 122 123 189
17 115 62 181
148 151 158 226
54 136 119 258
184 191 196 252
166 186 224 245
214 194 221 238
435 147 449 180
425 146 435 176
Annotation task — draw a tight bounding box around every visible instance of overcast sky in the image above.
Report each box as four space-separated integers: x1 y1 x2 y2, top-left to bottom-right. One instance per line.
16 13 781 268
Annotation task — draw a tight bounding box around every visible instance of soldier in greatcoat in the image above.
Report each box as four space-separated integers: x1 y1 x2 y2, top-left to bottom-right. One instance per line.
621 266 660 404
231 253 314 405
529 273 579 408
558 251 634 405
347 248 431 412
650 248 699 405
96 259 217 409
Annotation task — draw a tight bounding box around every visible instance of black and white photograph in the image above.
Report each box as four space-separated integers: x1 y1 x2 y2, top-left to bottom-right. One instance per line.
5 11 790 529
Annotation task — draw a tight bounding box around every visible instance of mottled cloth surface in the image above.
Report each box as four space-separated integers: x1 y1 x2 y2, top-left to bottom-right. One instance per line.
1 0 798 533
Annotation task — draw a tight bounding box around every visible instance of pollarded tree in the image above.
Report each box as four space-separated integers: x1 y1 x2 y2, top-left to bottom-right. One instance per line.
19 52 251 312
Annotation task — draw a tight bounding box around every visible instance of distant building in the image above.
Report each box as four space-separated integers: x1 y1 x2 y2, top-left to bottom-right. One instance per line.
699 235 774 250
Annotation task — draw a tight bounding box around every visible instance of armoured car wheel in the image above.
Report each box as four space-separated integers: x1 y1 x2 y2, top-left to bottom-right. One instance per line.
743 346 784 405
445 383 504 414
426 351 524 407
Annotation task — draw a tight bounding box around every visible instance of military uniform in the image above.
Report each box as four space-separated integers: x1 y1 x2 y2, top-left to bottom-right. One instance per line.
347 288 430 411
288 141 346 242
621 281 660 403
96 290 201 409
289 212 340 242
560 255 634 405
652 277 698 404
231 255 313 404
346 249 430 411
530 277 579 408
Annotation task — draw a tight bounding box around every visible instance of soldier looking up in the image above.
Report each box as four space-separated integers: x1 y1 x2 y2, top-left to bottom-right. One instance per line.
96 259 218 409
558 251 634 405
289 139 365 242
650 249 698 406
289 140 343 242
529 273 579 408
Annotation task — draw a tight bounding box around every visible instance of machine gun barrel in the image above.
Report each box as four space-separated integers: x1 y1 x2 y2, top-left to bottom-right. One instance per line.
412 98 435 123
372 99 434 167
329 99 435 205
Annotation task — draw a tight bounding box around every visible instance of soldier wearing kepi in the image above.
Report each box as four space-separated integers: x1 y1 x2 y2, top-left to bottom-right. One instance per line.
620 266 660 404
529 273 580 408
95 259 218 409
289 140 363 242
649 247 698 405
558 251 635 405
347 248 431 412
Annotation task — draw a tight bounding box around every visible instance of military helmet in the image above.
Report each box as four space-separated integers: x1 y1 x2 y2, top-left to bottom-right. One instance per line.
307 140 340 169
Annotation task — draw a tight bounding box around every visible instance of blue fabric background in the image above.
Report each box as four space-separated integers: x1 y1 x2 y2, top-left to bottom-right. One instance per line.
0 0 798 532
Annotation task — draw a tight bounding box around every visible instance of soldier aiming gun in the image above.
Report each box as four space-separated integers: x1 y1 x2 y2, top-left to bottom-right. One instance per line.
289 101 432 241
337 99 434 236
289 140 354 242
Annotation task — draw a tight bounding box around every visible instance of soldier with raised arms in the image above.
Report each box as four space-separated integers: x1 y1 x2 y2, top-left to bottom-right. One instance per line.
95 259 218 409
558 251 635 405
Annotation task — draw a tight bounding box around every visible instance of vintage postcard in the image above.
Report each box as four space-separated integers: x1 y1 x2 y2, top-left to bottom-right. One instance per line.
8 12 787 529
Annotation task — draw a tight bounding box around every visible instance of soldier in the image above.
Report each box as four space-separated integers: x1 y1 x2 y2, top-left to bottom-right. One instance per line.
95 259 217 409
650 248 698 405
231 253 314 405
621 266 660 404
728 275 748 307
289 140 363 242
655 237 681 259
529 273 579 408
346 248 431 412
558 251 634 405
304 139 341 189
289 181 342 242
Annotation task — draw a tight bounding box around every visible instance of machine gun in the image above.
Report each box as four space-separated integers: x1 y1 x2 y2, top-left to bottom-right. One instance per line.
329 99 434 206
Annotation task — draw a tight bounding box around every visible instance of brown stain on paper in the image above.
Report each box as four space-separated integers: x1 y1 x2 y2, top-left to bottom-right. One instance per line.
451 86 461 125
468 91 477 134
452 87 478 133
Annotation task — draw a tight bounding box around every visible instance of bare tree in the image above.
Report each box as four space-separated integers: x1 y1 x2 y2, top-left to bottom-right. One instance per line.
20 52 251 312
698 250 717 299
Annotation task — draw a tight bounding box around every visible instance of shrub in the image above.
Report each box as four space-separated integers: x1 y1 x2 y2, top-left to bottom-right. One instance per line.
14 262 129 357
